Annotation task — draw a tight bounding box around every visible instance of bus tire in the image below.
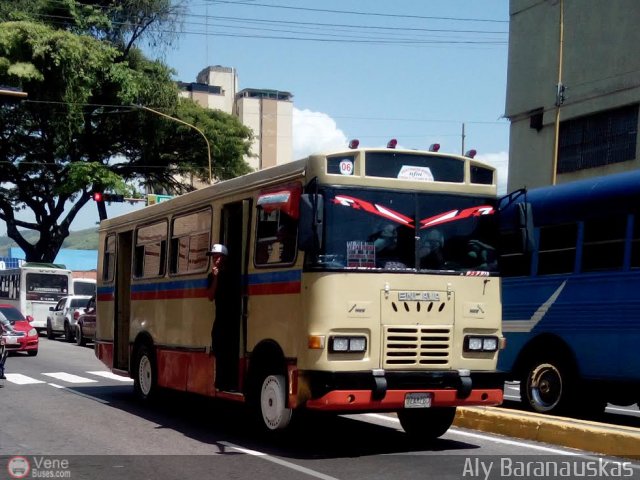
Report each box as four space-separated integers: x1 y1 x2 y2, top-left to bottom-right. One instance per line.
397 407 456 439
523 357 573 414
255 373 292 431
133 344 157 401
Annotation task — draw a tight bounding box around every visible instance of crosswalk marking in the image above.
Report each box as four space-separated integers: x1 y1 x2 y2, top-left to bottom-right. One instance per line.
4 373 45 385
3 370 133 386
42 372 98 384
87 371 133 382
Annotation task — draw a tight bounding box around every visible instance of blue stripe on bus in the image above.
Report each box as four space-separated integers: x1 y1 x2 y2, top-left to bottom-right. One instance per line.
247 270 302 285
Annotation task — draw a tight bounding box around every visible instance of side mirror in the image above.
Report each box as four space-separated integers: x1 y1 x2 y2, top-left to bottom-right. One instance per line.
517 202 535 253
298 193 324 252
26 315 34 323
48 306 54 311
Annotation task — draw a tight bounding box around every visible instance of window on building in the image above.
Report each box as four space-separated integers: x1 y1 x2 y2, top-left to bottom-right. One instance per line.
558 104 638 174
170 209 212 275
537 223 577 275
582 216 627 272
134 222 167 278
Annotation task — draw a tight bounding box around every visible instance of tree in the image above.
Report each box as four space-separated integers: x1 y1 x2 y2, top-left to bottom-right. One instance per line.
0 2 253 262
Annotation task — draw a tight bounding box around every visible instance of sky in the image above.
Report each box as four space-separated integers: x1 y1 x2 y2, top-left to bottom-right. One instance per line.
3 0 511 235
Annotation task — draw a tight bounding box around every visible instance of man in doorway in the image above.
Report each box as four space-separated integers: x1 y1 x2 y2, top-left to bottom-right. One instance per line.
206 243 228 301
206 243 238 391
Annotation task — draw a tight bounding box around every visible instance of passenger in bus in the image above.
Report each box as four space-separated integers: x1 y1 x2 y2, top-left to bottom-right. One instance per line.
418 228 445 269
371 223 398 254
206 243 238 391
370 223 406 268
206 244 228 302
465 239 497 271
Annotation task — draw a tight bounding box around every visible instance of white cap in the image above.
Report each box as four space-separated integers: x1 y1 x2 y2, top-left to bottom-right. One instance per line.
206 244 228 256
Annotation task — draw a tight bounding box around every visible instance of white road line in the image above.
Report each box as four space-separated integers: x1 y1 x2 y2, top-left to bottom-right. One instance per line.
220 441 340 480
364 413 577 455
49 383 65 389
86 371 133 382
4 373 45 385
43 372 98 384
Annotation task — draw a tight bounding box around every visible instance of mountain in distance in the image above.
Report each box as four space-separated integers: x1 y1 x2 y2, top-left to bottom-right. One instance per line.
0 227 99 256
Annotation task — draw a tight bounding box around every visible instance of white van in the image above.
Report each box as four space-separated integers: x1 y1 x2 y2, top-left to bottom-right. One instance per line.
71 278 96 296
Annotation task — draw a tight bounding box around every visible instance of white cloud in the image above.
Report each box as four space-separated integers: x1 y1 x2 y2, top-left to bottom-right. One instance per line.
476 151 509 195
292 108 348 159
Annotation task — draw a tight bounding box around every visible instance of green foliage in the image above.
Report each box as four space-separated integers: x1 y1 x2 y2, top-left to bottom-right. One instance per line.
0 1 253 262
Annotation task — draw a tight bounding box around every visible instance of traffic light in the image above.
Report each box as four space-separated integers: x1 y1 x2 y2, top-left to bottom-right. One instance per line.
103 193 125 202
92 192 124 202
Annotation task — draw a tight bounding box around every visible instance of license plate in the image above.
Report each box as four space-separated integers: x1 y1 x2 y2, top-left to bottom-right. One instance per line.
404 392 432 408
4 336 19 345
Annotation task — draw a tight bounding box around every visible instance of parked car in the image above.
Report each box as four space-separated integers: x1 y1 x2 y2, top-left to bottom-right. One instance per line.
0 304 39 356
46 295 92 342
75 296 96 346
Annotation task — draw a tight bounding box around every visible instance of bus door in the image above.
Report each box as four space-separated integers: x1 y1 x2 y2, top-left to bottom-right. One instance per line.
114 231 132 372
214 200 251 391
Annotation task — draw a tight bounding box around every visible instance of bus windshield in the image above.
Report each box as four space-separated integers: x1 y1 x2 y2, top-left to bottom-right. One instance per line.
26 273 70 301
307 188 499 273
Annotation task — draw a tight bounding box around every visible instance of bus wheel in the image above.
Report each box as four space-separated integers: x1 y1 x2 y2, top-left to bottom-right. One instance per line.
524 359 570 414
133 344 157 401
397 407 456 439
256 373 292 431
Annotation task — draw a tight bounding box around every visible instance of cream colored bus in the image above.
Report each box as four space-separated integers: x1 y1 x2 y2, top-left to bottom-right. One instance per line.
95 142 509 437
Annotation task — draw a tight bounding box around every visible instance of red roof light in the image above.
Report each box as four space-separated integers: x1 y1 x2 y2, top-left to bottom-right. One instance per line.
348 139 360 149
387 139 398 149
429 143 440 152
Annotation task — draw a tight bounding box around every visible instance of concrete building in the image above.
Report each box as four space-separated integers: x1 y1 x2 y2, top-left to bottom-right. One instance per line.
179 65 293 172
505 0 640 191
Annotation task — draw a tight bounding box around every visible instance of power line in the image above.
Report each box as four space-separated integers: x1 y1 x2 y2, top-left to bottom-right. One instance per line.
200 0 508 24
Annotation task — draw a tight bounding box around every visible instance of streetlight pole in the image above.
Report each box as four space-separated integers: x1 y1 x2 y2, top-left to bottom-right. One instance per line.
136 105 213 185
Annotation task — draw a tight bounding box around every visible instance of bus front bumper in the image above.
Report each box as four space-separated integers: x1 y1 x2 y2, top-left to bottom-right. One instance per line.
299 369 504 411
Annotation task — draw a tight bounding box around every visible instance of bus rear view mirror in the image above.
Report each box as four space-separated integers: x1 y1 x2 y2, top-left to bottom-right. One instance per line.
517 202 535 253
298 194 324 252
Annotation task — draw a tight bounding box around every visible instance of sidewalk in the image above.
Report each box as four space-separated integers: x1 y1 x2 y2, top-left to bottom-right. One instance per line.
454 406 640 459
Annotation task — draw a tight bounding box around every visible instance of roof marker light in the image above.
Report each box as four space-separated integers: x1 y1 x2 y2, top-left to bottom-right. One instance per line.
387 138 398 149
465 149 477 159
429 143 441 152
348 139 360 149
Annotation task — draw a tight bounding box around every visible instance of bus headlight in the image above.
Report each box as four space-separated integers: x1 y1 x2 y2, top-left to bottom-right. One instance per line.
464 335 499 352
329 336 367 353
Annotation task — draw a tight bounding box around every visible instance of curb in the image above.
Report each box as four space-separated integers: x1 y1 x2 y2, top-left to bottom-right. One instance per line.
454 406 640 459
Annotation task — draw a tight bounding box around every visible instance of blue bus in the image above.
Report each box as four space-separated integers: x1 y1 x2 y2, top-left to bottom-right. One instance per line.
498 170 640 415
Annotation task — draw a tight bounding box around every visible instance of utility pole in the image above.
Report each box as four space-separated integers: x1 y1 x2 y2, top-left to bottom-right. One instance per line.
551 0 565 185
461 123 466 155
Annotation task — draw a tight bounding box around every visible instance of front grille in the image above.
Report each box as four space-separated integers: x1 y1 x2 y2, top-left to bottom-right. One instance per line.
383 326 451 368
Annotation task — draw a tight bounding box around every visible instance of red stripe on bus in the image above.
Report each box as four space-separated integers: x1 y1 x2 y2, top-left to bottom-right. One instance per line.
97 293 114 301
248 282 301 295
130 288 210 301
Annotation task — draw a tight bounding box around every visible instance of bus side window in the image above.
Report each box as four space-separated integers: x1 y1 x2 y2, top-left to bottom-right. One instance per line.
134 222 168 278
169 209 212 275
582 216 626 272
537 223 577 275
103 235 116 282
255 208 298 266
